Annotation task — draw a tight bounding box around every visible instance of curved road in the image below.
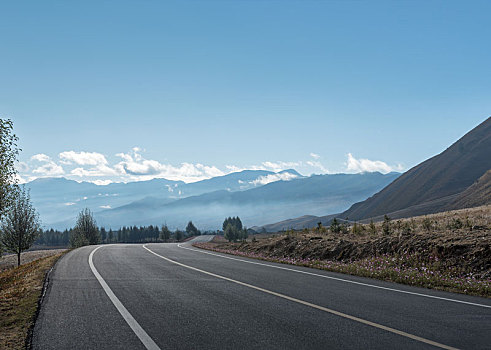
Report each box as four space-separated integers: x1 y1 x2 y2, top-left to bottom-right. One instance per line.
33 236 491 349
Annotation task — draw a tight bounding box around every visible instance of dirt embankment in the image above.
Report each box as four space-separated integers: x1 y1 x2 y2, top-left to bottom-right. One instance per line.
212 206 491 279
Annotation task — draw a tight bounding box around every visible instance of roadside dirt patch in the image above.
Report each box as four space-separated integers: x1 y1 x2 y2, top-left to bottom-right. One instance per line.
198 206 490 296
0 249 67 272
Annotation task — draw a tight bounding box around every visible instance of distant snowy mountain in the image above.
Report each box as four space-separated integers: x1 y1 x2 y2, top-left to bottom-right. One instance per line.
39 171 399 230
26 169 303 227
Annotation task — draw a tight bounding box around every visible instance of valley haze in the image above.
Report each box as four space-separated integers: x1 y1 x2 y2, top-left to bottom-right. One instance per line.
26 169 400 230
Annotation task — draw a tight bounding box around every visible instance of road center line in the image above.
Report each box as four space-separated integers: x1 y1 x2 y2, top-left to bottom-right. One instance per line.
144 244 458 350
89 246 161 350
178 243 491 309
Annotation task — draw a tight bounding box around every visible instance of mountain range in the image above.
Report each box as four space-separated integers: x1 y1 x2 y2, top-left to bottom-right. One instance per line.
26 169 399 230
341 117 491 221
254 117 491 231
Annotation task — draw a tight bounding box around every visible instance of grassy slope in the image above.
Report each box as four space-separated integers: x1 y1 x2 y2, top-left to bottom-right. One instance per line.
342 117 491 220
195 206 491 297
0 252 65 349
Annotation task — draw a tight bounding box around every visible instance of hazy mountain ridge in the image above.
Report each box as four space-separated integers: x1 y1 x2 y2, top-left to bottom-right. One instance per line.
66 171 400 230
250 214 339 232
26 169 302 227
445 169 491 211
253 117 490 231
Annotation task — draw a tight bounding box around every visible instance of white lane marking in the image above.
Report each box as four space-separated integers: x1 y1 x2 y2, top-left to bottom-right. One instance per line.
144 245 458 350
178 243 491 309
89 246 161 350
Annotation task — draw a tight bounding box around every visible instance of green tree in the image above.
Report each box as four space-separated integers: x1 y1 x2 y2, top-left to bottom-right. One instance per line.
330 218 341 233
70 208 101 247
108 229 114 243
352 222 364 235
160 225 171 242
0 187 40 266
186 221 199 236
369 219 377 235
223 216 243 232
239 227 248 241
0 119 20 221
100 227 107 243
174 230 184 242
224 223 237 242
382 215 392 235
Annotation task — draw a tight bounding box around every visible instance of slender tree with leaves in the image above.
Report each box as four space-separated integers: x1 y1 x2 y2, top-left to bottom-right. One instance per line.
0 118 21 256
70 208 101 247
0 187 40 266
0 119 20 219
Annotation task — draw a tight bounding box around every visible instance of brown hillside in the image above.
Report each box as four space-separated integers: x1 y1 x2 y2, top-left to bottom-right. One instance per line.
446 169 491 210
342 117 491 220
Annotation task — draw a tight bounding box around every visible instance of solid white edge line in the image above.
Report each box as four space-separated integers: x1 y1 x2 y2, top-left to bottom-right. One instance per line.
143 244 458 350
88 246 161 350
177 243 491 309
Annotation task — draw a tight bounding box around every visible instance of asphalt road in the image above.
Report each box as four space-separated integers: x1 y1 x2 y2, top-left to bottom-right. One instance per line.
33 236 491 349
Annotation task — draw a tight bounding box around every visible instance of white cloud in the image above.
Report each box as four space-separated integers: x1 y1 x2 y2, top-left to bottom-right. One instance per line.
31 154 51 162
306 160 329 173
345 153 400 174
70 164 118 178
195 163 224 177
99 205 111 209
251 172 299 186
114 148 225 182
91 179 113 186
59 151 108 166
23 147 404 185
30 154 65 177
32 162 65 176
64 202 76 206
17 161 29 172
261 161 300 172
225 165 243 172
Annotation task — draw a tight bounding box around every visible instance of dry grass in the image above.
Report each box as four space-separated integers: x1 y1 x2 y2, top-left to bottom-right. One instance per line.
1 249 67 272
198 205 491 297
364 205 490 233
0 252 65 349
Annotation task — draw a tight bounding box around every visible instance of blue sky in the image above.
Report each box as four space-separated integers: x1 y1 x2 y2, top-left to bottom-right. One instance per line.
1 1 489 184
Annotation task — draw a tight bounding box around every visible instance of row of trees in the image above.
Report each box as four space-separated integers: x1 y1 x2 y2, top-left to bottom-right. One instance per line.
41 215 254 247
36 228 71 246
68 210 204 248
223 216 248 242
36 221 205 247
